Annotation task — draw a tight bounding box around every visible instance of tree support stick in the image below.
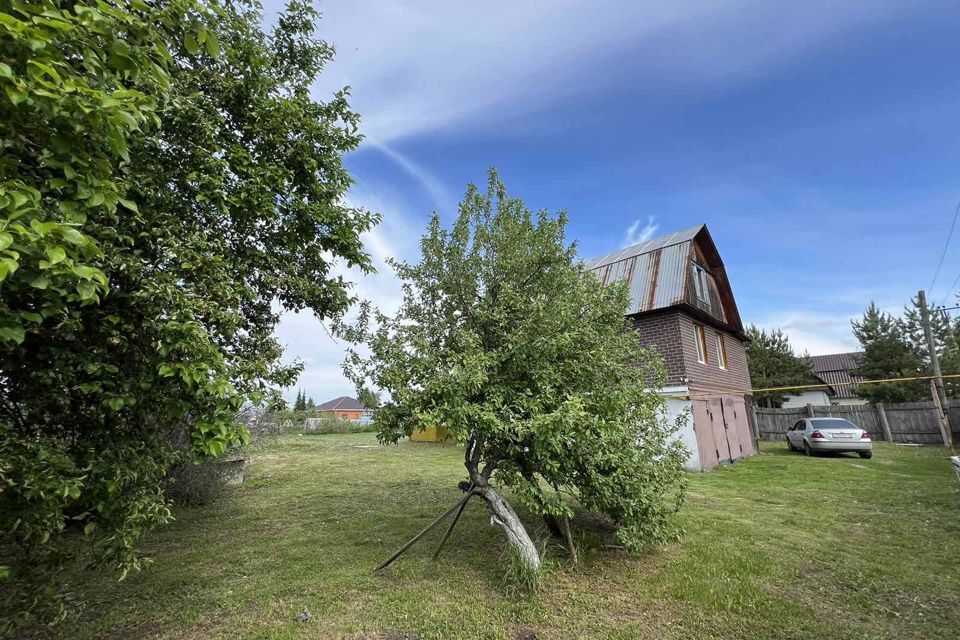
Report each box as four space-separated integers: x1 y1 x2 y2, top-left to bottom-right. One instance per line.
374 491 474 573
432 486 474 561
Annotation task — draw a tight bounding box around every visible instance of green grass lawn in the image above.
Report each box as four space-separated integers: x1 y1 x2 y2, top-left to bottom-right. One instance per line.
20 434 960 639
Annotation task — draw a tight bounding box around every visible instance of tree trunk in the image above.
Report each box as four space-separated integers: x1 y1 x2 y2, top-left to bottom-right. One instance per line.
474 485 541 572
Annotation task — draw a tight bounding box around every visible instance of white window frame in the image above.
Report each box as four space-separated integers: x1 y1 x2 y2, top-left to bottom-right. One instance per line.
694 324 707 364
716 332 727 370
691 261 711 305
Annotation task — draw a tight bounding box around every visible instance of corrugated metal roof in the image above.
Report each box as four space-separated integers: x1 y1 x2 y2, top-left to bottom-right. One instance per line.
584 223 745 335
808 352 865 399
583 224 704 270
810 352 864 374
585 225 701 316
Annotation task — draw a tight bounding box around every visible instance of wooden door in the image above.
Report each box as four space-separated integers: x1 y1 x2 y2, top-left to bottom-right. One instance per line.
729 396 756 457
708 397 732 463
692 399 718 470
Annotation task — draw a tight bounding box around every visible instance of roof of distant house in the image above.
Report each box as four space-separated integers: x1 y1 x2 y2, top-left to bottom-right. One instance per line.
315 396 367 411
808 352 864 399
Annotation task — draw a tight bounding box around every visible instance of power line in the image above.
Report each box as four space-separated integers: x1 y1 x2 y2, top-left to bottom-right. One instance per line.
662 372 960 401
930 195 960 298
941 270 960 306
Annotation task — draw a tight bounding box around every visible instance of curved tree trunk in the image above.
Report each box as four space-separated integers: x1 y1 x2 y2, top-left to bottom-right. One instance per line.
474 484 541 572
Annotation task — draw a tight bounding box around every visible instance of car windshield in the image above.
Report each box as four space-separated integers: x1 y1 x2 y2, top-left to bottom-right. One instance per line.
810 419 858 430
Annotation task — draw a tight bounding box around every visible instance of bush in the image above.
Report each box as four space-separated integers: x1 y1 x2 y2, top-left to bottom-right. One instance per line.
163 460 234 507
301 413 375 434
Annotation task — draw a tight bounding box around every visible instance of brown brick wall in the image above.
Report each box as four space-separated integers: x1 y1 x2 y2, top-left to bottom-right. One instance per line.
675 313 751 394
631 312 687 387
631 310 751 394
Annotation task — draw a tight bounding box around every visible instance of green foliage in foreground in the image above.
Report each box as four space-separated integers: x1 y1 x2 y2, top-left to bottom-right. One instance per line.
344 170 687 560
0 0 376 622
12 435 960 639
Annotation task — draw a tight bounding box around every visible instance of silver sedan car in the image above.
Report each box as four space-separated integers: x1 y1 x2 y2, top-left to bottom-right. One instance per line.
786 417 872 458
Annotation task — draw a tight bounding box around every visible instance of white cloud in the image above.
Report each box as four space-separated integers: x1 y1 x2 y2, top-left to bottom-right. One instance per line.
752 310 860 356
273 186 422 403
282 0 913 144
365 140 454 212
260 0 918 401
624 216 659 247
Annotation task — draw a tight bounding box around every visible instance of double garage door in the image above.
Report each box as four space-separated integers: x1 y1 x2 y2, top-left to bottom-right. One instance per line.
691 396 756 470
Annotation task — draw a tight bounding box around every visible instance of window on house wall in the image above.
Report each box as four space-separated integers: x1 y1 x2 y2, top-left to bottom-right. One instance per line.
691 261 711 304
694 324 707 364
716 332 727 369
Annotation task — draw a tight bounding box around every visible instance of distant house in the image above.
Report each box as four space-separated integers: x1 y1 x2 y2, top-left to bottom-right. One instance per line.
586 224 756 471
781 352 867 408
313 396 372 422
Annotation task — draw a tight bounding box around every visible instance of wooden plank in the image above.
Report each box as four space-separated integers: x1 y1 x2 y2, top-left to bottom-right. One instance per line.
929 380 953 447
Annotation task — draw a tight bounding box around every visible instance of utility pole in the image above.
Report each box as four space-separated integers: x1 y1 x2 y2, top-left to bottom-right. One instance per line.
918 290 950 427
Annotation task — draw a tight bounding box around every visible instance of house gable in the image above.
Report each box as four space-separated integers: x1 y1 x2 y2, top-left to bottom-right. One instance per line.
585 224 744 337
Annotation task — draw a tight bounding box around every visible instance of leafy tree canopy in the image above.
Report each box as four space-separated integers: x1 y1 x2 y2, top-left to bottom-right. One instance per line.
853 300 954 403
1 0 376 623
744 325 817 407
343 170 687 572
902 296 960 396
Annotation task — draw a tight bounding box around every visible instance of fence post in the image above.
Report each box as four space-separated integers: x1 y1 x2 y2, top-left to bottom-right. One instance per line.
875 402 893 443
806 403 815 418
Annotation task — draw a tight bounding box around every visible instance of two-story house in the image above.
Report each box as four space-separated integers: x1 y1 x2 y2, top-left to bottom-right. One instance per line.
585 224 755 471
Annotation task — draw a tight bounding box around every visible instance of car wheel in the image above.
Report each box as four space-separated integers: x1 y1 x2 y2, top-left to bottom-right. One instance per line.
786 439 795 451
858 451 872 459
803 441 814 456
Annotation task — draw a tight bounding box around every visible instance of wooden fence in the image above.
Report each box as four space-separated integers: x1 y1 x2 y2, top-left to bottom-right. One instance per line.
754 400 960 445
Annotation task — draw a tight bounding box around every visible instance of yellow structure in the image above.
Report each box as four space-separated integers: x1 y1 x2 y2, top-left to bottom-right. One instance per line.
410 425 454 443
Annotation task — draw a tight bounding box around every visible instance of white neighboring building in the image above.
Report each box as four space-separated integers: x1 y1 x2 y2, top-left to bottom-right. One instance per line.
781 352 868 408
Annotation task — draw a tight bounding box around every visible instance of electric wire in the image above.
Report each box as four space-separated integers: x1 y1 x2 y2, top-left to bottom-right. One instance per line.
929 195 960 296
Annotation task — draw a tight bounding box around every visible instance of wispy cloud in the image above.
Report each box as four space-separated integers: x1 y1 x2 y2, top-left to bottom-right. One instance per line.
624 216 659 246
291 0 912 143
365 140 453 212
274 186 422 403
751 310 861 356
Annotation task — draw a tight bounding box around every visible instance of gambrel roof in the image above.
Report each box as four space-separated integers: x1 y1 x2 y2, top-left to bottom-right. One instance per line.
585 224 745 336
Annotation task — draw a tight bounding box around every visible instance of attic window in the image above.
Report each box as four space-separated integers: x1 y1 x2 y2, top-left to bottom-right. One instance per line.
691 261 711 304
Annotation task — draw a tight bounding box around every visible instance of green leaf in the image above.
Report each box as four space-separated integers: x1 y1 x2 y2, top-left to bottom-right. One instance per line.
61 227 86 245
77 280 97 301
0 232 12 251
204 31 221 58
46 245 66 264
5 85 26 106
0 325 25 344
184 33 200 55
117 198 139 213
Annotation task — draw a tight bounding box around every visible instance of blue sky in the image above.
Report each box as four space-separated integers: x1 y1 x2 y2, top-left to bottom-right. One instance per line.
268 0 960 403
